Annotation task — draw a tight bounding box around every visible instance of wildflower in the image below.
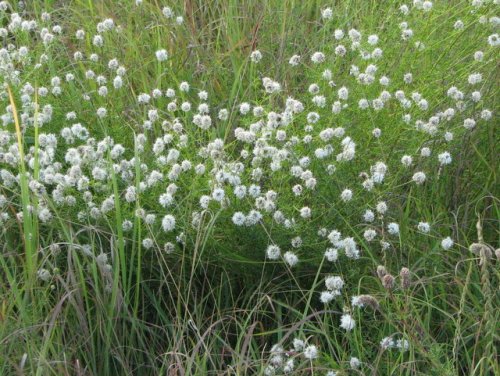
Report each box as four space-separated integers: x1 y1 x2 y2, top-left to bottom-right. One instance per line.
382 274 395 290
487 33 499 47
292 338 305 352
290 236 302 248
400 267 411 289
125 186 136 202
239 102 251 114
350 357 361 369
441 237 453 250
38 207 52 222
321 7 333 20
377 265 387 279
232 212 246 226
396 339 409 351
179 81 190 92
403 73 413 83
299 206 311 219
288 54 301 66
471 92 481 103
93 34 103 47
454 20 464 30
469 243 493 259
198 90 208 100
418 222 430 233
283 251 299 267
156 49 168 61
372 128 381 138
351 295 379 310
401 155 413 167
343 237 360 259
380 337 395 350
481 110 492 120
422 1 433 11
421 147 431 157
325 276 344 291
162 6 173 18
250 50 262 63
37 268 51 282
474 51 484 61
199 195 211 209
75 29 85 39
138 93 151 103
283 359 294 373
262 77 281 93
144 214 156 225
340 314 355 331
338 86 349 100
113 75 124 88
468 73 482 85
96 107 107 118
218 109 229 120
264 365 276 375
412 171 426 184
364 229 377 242
161 215 176 232
348 28 361 42
311 51 325 63
367 34 379 45
363 210 375 222
303 345 318 359
164 242 175 254
376 201 387 214
266 245 281 260
325 248 338 262
340 189 353 202
320 291 336 303
401 29 413 40
211 188 225 202
122 220 133 231
334 29 344 39
438 152 452 165
142 238 154 249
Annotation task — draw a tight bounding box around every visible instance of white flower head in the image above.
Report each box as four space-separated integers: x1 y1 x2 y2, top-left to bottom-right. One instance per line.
340 314 355 331
266 245 281 260
156 49 168 61
303 345 318 359
162 214 176 232
441 237 453 250
250 50 262 63
321 7 333 20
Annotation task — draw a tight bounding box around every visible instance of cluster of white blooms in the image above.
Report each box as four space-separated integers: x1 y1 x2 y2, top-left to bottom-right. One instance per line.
380 336 410 351
0 3 496 372
320 275 344 303
263 337 342 375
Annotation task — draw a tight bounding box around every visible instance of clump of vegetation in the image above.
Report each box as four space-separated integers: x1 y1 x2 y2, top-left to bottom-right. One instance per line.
0 0 498 375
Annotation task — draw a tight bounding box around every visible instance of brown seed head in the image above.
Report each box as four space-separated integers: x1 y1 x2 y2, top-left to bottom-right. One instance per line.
400 267 411 289
357 294 380 311
382 274 395 290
